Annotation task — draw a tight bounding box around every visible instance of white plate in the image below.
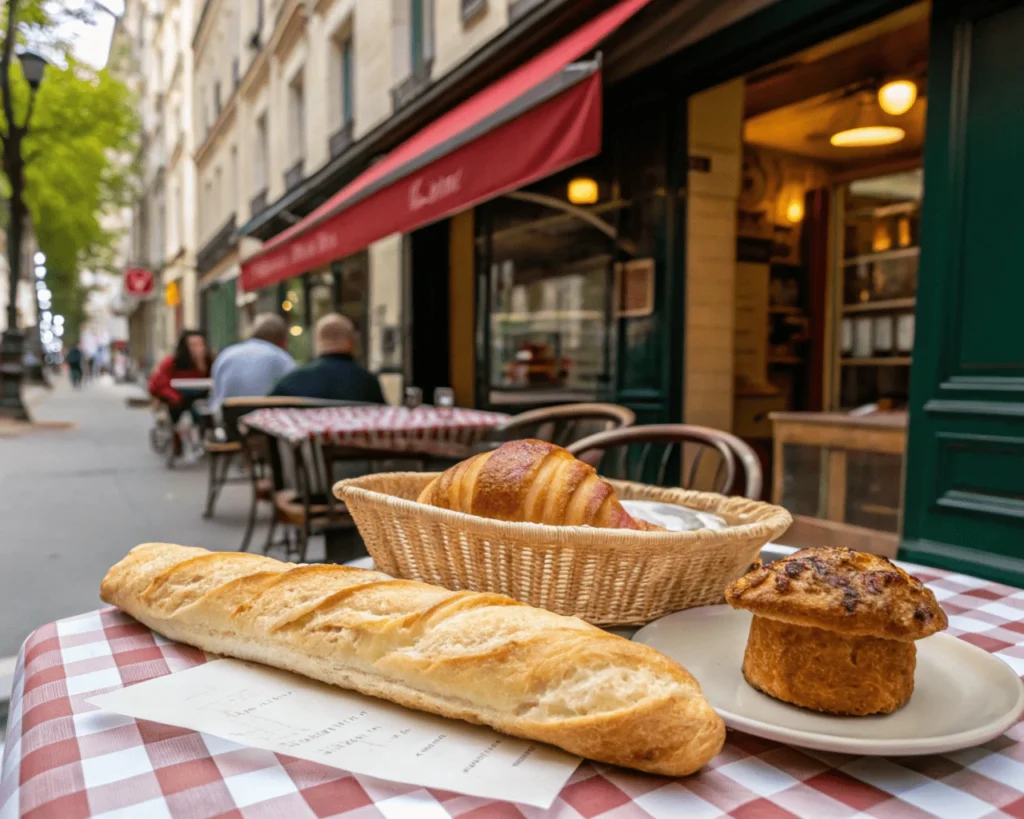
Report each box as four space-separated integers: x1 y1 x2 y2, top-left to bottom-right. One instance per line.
634 605 1024 755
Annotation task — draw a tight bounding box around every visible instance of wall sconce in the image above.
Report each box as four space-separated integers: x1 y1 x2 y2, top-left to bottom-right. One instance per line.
567 177 598 205
785 199 805 224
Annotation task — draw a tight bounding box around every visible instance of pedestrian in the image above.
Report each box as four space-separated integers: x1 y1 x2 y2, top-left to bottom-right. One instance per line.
210 313 296 412
270 314 384 403
65 344 84 388
148 330 214 456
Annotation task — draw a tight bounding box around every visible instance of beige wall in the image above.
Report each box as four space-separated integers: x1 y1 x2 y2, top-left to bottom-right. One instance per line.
433 0 510 77
187 0 517 371
684 79 745 431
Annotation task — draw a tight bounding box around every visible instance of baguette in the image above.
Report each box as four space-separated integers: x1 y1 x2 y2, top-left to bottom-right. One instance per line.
100 543 724 776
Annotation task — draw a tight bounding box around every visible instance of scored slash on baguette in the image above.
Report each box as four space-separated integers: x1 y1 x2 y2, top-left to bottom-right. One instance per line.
100 543 724 776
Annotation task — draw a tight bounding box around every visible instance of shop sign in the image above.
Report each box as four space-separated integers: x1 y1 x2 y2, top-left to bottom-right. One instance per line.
165 280 181 307
124 267 155 298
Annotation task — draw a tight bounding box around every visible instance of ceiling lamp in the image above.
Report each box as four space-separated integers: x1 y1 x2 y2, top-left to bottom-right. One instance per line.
567 177 598 205
831 126 905 147
829 92 906 148
878 79 918 116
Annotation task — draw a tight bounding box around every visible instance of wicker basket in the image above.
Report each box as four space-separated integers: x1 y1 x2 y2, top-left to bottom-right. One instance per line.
334 473 792 626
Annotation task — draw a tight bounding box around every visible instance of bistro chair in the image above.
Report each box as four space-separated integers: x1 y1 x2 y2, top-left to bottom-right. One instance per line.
226 397 356 553
481 402 636 451
271 440 371 564
566 424 764 499
201 414 243 520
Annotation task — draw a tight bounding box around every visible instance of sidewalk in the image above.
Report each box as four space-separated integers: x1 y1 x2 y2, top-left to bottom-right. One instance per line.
0 377 270 659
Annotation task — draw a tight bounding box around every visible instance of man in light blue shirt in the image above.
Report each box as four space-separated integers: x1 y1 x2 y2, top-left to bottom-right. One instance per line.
210 313 296 411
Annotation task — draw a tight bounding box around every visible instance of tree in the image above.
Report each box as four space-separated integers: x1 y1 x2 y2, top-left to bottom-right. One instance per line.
0 0 138 414
23 59 139 344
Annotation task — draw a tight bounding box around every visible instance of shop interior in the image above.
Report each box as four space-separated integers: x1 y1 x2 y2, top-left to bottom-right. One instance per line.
717 2 930 547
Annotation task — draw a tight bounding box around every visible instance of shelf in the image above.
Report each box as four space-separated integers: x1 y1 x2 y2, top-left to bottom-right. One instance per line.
768 356 803 365
842 247 920 267
841 357 912 367
769 305 805 315
842 297 916 315
846 201 920 219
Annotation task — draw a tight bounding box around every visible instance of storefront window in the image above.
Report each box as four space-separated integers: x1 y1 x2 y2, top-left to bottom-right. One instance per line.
484 194 615 402
282 277 310 361
337 251 369 366
308 271 334 332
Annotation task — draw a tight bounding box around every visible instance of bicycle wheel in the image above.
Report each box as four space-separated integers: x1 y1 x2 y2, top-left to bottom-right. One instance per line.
149 422 172 455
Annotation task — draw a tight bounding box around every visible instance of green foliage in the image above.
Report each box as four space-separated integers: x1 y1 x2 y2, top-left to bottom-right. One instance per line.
0 0 140 338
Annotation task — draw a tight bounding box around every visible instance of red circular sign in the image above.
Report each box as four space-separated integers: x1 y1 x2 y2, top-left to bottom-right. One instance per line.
124 267 154 297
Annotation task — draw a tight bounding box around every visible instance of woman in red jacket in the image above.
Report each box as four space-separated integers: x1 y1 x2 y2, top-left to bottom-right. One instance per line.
148 331 213 448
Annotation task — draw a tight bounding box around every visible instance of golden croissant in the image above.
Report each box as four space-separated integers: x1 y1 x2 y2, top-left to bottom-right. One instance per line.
417 438 659 529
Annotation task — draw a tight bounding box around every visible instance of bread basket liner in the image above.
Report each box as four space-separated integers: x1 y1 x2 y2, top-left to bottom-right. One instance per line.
334 473 793 626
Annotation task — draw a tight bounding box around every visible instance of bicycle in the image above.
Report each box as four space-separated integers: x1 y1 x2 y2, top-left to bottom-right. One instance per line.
148 399 207 468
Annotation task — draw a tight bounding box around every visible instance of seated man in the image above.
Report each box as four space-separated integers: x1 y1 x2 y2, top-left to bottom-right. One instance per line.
210 313 296 411
271 313 385 404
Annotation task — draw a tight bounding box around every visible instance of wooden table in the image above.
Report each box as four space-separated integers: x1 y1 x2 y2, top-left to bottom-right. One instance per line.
770 411 908 556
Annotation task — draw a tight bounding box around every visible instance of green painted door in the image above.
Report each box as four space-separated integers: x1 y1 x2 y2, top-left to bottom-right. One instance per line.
901 0 1024 585
205 280 238 356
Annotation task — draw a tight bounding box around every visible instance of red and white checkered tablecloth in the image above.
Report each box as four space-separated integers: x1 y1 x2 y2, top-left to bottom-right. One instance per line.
5 563 1024 818
240 406 508 458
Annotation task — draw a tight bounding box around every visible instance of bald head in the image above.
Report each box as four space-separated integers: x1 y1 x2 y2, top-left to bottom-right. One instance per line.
316 313 355 356
250 313 289 348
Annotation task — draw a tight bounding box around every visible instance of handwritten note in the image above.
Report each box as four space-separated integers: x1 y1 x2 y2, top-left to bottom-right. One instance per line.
88 659 580 808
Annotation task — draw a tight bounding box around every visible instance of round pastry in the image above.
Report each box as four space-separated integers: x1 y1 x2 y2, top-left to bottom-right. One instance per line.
724 547 948 716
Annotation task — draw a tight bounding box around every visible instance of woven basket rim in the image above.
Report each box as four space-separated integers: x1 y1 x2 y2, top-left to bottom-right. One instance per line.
334 472 793 549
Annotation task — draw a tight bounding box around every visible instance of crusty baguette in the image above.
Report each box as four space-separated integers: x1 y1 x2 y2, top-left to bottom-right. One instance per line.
417 439 661 530
100 543 724 776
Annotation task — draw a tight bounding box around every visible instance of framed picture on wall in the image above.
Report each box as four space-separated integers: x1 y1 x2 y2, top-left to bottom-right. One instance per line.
614 258 656 318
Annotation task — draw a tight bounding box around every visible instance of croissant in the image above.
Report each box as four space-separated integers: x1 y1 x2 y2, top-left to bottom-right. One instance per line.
417 439 659 529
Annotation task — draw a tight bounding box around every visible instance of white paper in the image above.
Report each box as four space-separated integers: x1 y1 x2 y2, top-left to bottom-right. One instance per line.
89 659 580 808
623 500 727 532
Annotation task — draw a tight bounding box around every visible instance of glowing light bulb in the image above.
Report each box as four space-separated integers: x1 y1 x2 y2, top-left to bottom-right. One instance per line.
878 80 918 116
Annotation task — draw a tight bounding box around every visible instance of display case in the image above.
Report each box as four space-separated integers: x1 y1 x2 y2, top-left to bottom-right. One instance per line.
770 411 907 556
834 170 922 409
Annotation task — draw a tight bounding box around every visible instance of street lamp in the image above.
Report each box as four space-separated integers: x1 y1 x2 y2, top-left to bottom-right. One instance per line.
18 51 46 90
0 35 47 420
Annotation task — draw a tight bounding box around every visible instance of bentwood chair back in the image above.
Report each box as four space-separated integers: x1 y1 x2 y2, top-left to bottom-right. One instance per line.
224 397 362 554
566 424 764 499
485 402 636 450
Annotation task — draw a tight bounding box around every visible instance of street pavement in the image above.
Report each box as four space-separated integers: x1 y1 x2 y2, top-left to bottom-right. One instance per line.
0 376 320 659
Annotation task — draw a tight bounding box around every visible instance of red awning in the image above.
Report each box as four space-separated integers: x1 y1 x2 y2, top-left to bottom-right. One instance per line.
241 0 652 292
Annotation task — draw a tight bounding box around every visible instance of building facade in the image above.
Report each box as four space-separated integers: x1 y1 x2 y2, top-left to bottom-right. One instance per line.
119 0 1024 582
191 0 527 397
120 0 199 367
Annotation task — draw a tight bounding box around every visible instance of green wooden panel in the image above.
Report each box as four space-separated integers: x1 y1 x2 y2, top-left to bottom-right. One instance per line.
952 2 1024 370
901 0 1024 586
205 280 238 355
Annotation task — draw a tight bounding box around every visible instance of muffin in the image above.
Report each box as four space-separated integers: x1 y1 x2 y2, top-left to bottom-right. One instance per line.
725 547 948 716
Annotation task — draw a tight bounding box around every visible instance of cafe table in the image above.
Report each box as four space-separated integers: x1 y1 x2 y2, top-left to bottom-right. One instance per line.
4 558 1024 819
239 404 509 460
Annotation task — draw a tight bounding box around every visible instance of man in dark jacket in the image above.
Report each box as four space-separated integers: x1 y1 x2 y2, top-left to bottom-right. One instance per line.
271 313 385 404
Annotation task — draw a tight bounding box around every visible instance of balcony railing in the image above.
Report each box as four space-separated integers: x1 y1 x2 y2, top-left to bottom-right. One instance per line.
250 188 268 218
196 214 238 274
284 159 304 191
329 121 354 159
391 58 434 111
